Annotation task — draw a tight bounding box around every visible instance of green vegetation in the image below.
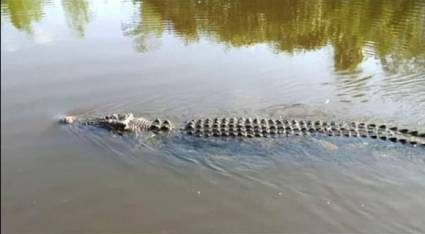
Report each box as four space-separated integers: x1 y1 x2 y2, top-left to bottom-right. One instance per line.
127 0 425 71
0 0 47 33
1 0 90 36
61 0 90 37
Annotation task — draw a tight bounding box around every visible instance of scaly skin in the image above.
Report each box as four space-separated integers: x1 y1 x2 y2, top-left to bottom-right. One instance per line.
61 113 425 147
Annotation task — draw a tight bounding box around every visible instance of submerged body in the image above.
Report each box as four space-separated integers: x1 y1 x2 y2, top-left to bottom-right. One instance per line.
60 113 425 147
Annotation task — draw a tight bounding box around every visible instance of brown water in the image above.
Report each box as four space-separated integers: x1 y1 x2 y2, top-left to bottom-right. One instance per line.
2 0 425 233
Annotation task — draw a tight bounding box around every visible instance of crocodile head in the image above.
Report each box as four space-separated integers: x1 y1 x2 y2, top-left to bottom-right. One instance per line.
60 113 172 133
97 113 135 132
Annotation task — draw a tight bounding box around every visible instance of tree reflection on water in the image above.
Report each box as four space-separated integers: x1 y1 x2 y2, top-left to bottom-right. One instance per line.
125 0 425 72
2 0 424 73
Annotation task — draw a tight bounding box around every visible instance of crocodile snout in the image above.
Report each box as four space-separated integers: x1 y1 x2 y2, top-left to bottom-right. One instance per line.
59 116 76 124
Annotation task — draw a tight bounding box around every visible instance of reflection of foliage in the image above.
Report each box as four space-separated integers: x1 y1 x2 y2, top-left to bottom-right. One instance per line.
0 0 46 33
1 0 90 37
127 0 425 72
122 1 165 52
61 0 90 37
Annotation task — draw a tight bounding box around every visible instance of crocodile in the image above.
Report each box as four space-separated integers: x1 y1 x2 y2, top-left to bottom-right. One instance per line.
60 113 425 147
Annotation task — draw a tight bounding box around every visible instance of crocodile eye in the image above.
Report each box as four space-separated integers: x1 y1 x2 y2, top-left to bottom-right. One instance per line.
105 114 118 120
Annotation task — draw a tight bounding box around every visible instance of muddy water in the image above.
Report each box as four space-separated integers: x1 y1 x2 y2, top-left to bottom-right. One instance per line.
2 0 425 233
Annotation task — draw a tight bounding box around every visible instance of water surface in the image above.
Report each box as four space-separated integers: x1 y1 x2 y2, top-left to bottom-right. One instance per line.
2 0 425 233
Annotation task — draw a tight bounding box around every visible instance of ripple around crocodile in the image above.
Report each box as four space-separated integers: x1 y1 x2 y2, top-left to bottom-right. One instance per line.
60 113 425 147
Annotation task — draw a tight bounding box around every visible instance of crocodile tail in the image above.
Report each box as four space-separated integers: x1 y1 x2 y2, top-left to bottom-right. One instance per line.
182 118 425 147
